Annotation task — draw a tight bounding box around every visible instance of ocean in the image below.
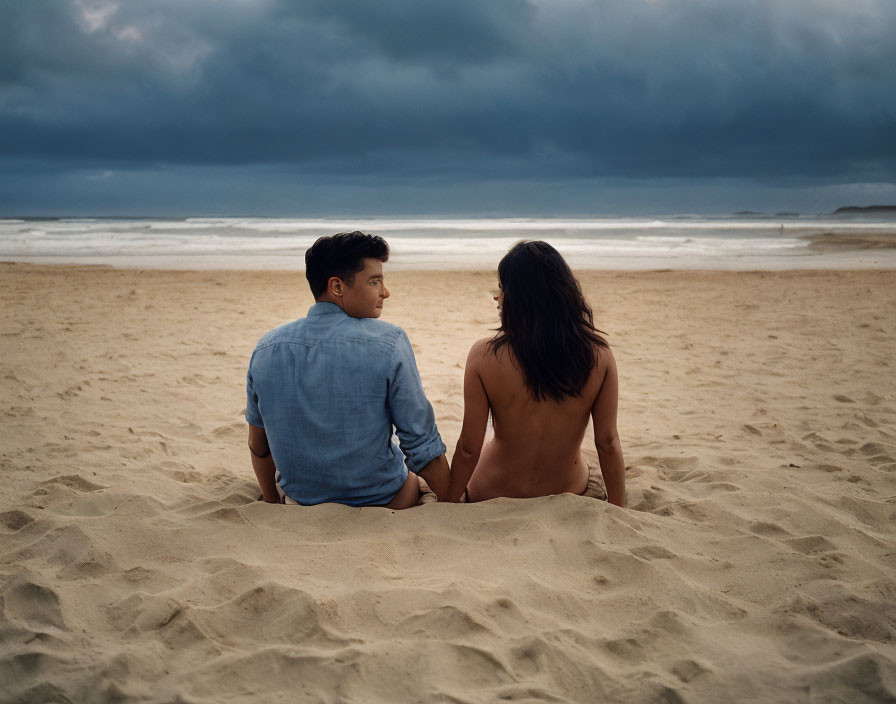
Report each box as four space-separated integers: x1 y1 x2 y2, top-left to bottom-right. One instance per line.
1 216 894 270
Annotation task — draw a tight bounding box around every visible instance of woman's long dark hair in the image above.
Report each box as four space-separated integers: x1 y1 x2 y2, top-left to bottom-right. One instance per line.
491 240 608 402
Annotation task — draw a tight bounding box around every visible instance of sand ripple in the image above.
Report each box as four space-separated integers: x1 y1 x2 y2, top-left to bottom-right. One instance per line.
1 265 895 702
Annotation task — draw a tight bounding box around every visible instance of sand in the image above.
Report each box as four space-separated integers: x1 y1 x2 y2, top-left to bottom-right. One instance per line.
805 231 896 252
1 263 895 703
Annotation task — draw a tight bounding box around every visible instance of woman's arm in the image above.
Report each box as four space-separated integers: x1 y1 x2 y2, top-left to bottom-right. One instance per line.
591 348 626 508
447 340 491 502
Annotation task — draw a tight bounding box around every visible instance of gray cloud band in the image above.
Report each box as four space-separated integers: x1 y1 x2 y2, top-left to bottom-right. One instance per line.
0 0 894 182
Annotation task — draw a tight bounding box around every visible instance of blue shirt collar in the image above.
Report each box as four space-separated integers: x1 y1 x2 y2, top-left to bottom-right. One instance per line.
307 301 346 317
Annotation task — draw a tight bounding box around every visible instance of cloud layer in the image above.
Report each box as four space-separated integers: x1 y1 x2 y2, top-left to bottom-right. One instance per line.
1 0 895 212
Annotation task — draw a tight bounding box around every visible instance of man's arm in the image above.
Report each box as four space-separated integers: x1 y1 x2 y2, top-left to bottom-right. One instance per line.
245 360 280 502
592 348 626 508
388 331 449 500
248 424 279 503
447 340 490 502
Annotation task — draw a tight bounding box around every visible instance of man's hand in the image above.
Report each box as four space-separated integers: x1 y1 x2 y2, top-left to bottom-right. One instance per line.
249 424 280 503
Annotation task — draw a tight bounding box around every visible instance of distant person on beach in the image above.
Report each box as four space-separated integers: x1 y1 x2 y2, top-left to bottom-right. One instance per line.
245 231 450 508
446 241 626 507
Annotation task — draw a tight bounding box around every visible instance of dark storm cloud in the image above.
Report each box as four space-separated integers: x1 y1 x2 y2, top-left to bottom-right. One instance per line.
1 0 895 185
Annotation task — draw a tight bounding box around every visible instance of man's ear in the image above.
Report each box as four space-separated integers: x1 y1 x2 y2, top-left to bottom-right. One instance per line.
327 276 344 298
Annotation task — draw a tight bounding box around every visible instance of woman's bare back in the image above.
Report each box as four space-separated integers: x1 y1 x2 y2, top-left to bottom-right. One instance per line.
464 340 608 501
447 241 625 506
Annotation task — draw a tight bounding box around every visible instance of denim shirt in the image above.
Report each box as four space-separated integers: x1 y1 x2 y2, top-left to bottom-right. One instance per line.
246 302 446 506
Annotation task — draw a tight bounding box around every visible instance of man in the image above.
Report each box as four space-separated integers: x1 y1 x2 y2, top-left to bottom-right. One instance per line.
246 231 450 508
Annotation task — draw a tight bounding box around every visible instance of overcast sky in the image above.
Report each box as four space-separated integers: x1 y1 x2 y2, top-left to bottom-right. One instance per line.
1 0 895 216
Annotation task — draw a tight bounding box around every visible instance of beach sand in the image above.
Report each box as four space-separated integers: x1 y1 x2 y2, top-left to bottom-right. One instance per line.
1 263 895 703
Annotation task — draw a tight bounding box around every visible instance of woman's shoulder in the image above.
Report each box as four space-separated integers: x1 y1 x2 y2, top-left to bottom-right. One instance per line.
594 339 614 357
468 336 519 374
468 336 493 353
595 341 615 362
465 337 493 365
593 342 617 383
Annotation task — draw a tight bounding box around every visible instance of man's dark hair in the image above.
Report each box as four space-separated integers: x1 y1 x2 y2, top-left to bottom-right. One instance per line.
491 240 608 402
305 231 389 298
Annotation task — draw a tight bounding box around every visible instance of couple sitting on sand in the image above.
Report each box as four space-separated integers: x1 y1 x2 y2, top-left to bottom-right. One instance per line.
246 231 626 509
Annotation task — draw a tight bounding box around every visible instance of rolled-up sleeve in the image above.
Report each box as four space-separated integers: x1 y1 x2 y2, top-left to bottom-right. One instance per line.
245 356 264 428
387 331 446 472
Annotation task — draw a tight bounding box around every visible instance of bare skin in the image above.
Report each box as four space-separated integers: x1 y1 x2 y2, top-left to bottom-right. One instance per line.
447 338 626 508
249 423 279 503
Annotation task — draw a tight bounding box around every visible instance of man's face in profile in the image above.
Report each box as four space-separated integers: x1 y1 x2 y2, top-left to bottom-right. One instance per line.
340 258 390 318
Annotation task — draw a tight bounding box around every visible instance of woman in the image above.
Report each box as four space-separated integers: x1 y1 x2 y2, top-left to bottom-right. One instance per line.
447 241 626 507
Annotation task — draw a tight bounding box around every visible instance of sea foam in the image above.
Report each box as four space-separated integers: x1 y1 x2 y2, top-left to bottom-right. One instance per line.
0 216 893 269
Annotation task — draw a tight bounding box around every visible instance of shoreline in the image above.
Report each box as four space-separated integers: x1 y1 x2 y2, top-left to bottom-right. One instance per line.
802 230 896 252
2 248 896 271
2 223 896 272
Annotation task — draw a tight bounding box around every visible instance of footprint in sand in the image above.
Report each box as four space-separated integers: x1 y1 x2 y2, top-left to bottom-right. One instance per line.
0 510 35 531
671 658 711 683
783 535 837 555
860 442 894 466
39 474 106 492
2 577 68 631
803 653 896 702
15 524 119 579
787 589 895 643
630 544 676 561
748 521 792 538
